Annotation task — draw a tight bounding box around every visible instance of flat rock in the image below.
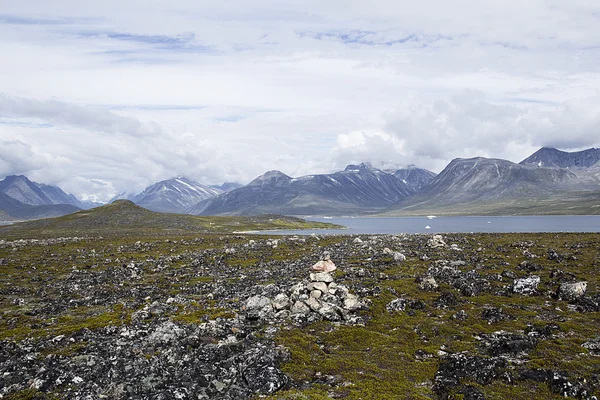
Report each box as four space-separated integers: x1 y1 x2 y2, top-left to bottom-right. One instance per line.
310 272 334 283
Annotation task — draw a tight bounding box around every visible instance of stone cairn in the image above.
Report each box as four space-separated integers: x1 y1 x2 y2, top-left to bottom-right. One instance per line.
243 252 367 325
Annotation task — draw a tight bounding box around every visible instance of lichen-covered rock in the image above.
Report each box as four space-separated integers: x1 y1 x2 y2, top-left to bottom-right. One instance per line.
290 300 311 316
428 234 446 248
557 281 587 301
434 352 507 396
272 293 290 311
512 275 540 296
386 298 407 312
478 331 537 356
417 276 439 291
244 295 274 320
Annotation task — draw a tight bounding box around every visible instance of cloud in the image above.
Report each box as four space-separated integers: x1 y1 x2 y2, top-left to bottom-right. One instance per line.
0 93 162 137
329 92 600 172
0 140 47 177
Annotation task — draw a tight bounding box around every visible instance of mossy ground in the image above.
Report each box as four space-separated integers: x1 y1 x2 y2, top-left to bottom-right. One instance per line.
0 232 598 399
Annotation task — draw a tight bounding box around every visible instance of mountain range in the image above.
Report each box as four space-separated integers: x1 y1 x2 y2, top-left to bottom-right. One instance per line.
189 164 431 216
1 147 599 221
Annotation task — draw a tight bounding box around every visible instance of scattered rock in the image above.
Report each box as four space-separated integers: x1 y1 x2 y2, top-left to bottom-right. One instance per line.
434 352 507 396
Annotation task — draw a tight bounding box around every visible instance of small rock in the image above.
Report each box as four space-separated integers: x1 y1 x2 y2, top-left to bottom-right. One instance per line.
343 294 362 311
272 293 290 311
318 304 341 321
481 307 514 324
393 252 406 262
308 282 328 293
290 301 310 315
310 290 322 299
386 298 407 312
418 276 439 291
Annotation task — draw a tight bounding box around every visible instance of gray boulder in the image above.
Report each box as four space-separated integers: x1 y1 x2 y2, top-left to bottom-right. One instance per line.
557 281 587 301
244 295 274 320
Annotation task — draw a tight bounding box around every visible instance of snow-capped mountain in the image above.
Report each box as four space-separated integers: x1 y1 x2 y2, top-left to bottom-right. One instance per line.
189 163 413 216
520 147 600 168
389 166 437 193
132 177 222 213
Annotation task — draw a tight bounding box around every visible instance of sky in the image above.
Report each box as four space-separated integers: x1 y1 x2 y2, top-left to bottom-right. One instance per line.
1 0 600 201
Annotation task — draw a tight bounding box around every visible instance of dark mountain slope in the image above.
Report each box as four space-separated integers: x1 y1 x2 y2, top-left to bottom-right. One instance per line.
383 157 599 215
190 164 413 216
520 147 600 168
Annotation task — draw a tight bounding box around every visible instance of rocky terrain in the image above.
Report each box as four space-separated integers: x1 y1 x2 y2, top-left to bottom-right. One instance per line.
0 230 598 399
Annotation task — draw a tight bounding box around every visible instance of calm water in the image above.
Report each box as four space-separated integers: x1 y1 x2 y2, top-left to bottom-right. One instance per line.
260 215 600 235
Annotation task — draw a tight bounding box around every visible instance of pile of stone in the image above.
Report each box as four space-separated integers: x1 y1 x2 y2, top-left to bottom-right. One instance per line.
243 256 367 325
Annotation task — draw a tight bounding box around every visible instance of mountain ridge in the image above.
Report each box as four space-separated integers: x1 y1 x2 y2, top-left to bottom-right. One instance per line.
190 163 413 216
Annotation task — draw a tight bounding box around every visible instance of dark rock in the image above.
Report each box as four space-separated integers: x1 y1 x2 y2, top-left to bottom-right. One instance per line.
547 248 563 261
434 352 507 395
481 307 514 324
525 323 560 339
575 294 600 313
478 331 536 356
518 260 543 272
242 353 290 394
459 385 486 400
433 292 459 309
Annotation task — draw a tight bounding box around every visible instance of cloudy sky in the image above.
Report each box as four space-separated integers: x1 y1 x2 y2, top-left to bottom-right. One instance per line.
1 0 599 201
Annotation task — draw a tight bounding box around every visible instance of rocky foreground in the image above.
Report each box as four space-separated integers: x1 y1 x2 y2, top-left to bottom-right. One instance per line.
0 233 599 399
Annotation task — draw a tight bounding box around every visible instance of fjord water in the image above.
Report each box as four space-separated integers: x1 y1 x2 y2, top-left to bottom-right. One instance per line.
263 215 600 235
